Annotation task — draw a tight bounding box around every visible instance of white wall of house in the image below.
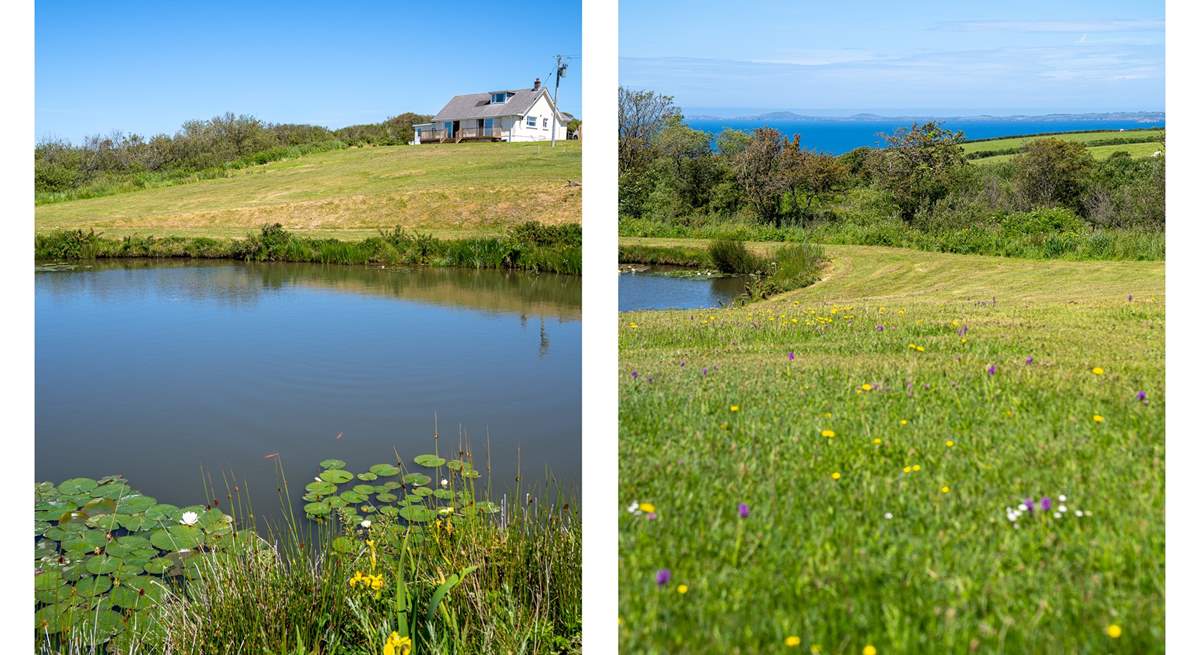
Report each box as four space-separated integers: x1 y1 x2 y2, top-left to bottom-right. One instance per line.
507 93 569 142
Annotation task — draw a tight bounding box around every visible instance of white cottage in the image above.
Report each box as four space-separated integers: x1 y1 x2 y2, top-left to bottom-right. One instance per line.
413 78 570 144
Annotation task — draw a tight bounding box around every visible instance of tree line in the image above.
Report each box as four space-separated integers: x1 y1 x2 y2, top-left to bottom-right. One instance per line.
36 112 432 199
618 88 1164 233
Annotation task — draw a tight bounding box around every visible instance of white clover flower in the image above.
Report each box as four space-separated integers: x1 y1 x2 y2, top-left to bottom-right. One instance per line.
179 511 199 526
360 519 372 529
884 512 893 520
627 502 640 514
1054 512 1062 519
1018 504 1028 512
1058 505 1067 513
1058 495 1067 502
1075 510 1084 517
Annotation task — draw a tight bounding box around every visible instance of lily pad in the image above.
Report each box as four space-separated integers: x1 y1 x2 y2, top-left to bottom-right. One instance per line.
85 555 122 575
398 506 436 522
356 472 378 481
413 454 446 468
76 575 113 597
149 526 203 552
369 463 402 477
353 484 377 496
403 473 431 486
319 458 347 470
58 478 98 496
319 469 354 484
305 481 338 495
375 492 398 503
304 502 331 517
339 491 366 504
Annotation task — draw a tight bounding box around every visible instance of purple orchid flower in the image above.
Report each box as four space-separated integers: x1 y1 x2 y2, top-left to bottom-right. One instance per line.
987 364 997 376
738 503 750 519
656 569 671 586
1137 390 1147 402
1040 497 1053 511
788 351 795 361
1026 356 1034 365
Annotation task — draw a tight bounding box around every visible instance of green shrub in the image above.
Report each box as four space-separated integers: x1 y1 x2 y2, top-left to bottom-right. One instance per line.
708 239 763 274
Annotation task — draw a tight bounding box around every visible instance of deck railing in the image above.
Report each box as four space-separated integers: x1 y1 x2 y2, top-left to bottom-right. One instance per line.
415 125 503 142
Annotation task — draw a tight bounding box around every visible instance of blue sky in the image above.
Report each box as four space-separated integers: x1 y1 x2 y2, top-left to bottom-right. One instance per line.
36 1 581 142
620 0 1164 116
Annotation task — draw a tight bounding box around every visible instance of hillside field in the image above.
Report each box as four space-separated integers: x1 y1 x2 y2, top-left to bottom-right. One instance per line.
966 128 1164 164
35 141 581 240
619 242 1164 653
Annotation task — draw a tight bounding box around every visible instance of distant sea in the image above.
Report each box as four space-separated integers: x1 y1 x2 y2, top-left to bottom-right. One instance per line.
684 118 1165 155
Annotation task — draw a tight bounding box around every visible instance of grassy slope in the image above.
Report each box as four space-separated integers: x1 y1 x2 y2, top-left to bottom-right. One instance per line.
35 141 581 240
619 244 1163 653
961 129 1164 155
965 129 1165 164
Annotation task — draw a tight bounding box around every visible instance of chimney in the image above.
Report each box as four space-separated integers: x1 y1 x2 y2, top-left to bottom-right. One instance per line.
533 78 541 91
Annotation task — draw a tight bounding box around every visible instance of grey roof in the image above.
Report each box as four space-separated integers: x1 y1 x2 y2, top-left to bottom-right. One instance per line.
432 86 563 122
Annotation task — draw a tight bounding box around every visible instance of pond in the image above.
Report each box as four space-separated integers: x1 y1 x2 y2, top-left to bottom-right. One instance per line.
35 260 581 525
619 265 749 311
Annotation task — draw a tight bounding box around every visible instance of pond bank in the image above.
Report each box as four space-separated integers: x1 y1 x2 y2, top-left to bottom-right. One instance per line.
36 222 582 275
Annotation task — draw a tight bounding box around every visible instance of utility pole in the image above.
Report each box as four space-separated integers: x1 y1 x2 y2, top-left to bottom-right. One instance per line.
551 55 567 147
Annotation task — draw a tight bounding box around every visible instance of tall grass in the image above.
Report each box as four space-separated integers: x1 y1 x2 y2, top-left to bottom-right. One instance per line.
35 222 583 275
36 454 581 654
620 214 1165 261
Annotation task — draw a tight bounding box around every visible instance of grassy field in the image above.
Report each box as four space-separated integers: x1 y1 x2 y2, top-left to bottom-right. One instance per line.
965 129 1165 164
619 242 1164 653
35 141 581 240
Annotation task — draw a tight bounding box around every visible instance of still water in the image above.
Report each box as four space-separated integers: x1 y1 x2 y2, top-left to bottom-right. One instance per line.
619 266 748 311
35 261 581 523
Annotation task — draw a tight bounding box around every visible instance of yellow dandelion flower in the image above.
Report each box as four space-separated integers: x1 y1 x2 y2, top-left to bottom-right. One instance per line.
1106 624 1121 639
907 343 917 350
831 471 842 481
1092 367 1105 375
628 322 638 329
811 646 822 655
903 466 912 474
941 486 951 494
912 464 921 472
1093 415 1104 423
945 439 955 447
863 646 877 655
861 383 873 391
823 412 833 418
730 404 740 413
821 429 836 438
899 419 908 426
676 584 688 594
785 635 801 647
639 502 656 514
916 345 925 352
872 438 882 445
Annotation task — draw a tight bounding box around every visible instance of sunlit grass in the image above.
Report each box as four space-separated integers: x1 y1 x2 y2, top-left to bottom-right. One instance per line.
618 245 1163 653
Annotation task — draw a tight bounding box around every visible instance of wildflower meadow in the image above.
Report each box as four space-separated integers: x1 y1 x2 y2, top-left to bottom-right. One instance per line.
619 243 1164 653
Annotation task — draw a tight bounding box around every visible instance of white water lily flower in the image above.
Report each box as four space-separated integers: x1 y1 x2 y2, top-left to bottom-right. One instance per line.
440 479 448 488
360 519 372 529
179 511 199 526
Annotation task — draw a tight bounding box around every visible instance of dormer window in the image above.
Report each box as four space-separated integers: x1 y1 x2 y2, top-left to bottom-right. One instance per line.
491 92 511 104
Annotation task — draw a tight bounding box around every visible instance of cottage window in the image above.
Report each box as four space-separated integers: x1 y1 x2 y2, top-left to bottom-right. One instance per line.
526 115 538 128
491 92 510 104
